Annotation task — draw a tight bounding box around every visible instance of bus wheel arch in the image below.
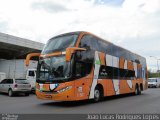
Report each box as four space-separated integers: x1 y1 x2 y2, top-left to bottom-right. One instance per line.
93 84 104 102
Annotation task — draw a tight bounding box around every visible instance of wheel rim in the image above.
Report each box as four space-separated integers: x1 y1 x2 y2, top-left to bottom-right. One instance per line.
94 89 100 101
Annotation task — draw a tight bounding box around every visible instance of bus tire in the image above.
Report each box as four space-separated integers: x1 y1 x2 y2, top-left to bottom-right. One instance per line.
135 85 141 95
93 86 103 102
139 86 141 95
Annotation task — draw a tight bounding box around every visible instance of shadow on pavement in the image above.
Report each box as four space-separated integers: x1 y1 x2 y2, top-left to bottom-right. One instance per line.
39 93 147 107
0 92 32 97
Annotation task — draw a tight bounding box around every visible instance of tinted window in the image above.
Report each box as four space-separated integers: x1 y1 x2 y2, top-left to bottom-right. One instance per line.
137 68 142 79
28 71 35 77
76 50 94 63
1 79 7 84
80 35 99 50
80 35 91 49
74 61 92 78
80 34 146 68
97 40 111 53
6 79 13 84
79 34 146 79
99 65 135 80
37 55 71 82
142 68 145 79
75 62 86 77
42 34 78 54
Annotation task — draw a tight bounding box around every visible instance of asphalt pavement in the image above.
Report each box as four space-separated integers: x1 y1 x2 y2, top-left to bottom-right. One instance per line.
0 88 160 114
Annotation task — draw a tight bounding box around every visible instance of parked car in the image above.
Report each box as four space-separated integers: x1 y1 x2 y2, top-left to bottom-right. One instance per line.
0 59 37 92
0 79 31 97
148 78 160 88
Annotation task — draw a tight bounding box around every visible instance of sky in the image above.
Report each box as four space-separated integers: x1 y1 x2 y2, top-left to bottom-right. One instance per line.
0 0 160 71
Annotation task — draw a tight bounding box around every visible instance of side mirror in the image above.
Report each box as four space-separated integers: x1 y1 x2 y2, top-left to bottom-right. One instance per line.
25 53 41 66
66 47 86 62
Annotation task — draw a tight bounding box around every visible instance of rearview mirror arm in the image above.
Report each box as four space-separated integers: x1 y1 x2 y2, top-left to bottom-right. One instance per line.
25 53 41 66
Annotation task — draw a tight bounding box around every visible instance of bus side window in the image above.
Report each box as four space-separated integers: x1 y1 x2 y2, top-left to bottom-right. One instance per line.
80 35 91 49
75 62 92 78
75 62 85 77
142 68 146 79
137 68 142 79
80 35 99 50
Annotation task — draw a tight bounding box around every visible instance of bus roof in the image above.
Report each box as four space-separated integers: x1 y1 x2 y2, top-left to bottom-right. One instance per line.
50 31 146 66
82 31 145 61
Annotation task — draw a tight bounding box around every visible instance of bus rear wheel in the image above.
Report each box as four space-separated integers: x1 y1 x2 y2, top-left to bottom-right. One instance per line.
135 85 141 95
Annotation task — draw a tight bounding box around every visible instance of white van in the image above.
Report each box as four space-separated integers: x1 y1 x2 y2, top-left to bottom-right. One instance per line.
26 69 36 91
148 78 160 88
0 59 37 91
0 72 6 82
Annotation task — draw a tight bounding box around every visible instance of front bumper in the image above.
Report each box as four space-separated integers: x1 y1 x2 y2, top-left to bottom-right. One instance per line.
148 84 157 88
35 88 75 101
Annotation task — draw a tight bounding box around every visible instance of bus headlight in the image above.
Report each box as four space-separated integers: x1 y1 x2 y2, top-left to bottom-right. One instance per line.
57 86 72 93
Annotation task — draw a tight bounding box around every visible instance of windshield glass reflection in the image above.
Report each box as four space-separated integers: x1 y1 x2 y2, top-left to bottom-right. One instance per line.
37 56 71 82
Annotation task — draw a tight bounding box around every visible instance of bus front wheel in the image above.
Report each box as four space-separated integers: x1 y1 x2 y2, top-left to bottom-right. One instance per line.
93 86 103 102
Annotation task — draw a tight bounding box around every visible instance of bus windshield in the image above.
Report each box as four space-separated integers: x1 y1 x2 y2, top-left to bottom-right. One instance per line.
37 56 71 83
42 34 78 54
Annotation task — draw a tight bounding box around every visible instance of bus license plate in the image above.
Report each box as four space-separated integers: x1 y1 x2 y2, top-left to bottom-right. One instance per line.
45 95 52 99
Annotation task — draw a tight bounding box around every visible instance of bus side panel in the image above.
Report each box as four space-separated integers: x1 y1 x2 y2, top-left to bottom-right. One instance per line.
74 77 90 100
119 58 135 94
119 80 128 94
99 52 106 65
119 58 128 94
120 80 134 94
74 69 94 101
105 79 116 96
124 60 135 93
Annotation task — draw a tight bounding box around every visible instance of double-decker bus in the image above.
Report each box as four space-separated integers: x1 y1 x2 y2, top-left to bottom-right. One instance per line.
26 31 148 102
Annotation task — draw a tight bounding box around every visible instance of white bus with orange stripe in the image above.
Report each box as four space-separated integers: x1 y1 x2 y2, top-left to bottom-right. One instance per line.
26 31 148 102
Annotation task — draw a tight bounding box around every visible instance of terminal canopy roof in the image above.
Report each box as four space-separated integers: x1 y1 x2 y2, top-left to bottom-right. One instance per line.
0 32 44 59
